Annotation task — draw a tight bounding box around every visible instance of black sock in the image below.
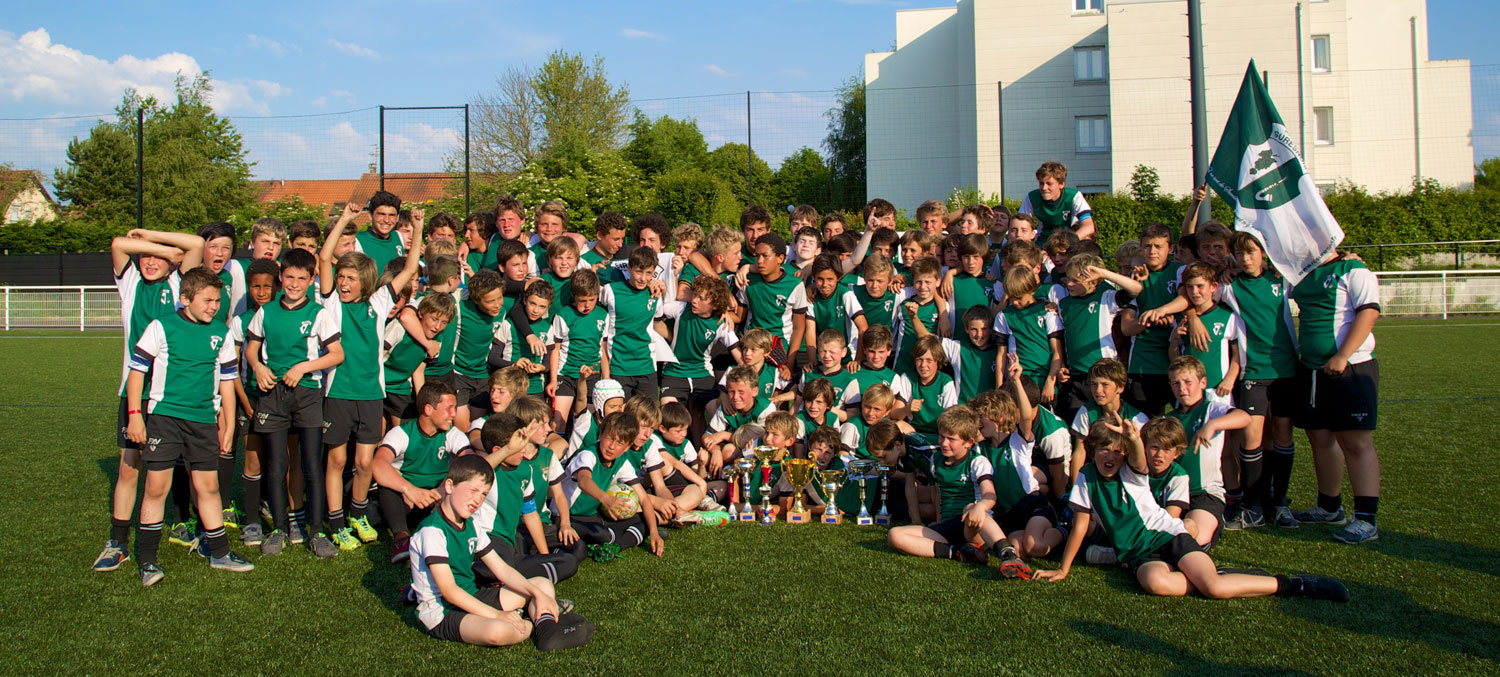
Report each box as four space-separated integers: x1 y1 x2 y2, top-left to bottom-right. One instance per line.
137 521 164 565
203 527 230 559
991 542 1012 558
533 612 593 651
217 453 236 510
1353 496 1379 525
1317 493 1343 513
111 517 132 545
1274 574 1303 597
290 509 306 530
1270 444 1295 501
329 509 346 531
170 464 193 523
934 543 955 559
1239 445 1266 510
610 522 644 549
241 473 262 525
351 498 368 519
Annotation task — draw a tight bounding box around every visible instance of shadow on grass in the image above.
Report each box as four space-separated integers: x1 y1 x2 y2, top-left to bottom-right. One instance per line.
1264 523 1500 578
1277 581 1500 664
360 533 411 619
1070 621 1315 676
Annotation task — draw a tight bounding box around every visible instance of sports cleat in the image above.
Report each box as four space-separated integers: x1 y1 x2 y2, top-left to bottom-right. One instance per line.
168 520 200 548
240 523 265 546
1085 545 1118 565
350 515 378 543
221 503 242 530
390 534 411 564
92 540 130 572
1293 575 1351 602
1331 518 1379 544
1291 505 1347 525
953 544 989 565
259 502 274 526
260 530 287 556
288 522 308 545
140 562 165 587
996 547 1034 580
209 551 255 572
399 584 419 606
1224 506 1266 531
558 599 576 615
308 533 339 559
331 527 360 551
697 494 726 512
1273 505 1300 529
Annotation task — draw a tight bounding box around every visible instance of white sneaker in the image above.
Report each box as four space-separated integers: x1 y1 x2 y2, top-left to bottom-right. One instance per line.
1085 545 1117 565
697 495 726 512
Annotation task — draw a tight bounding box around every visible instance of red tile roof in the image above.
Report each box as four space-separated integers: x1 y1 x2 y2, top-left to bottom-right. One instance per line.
253 173 460 222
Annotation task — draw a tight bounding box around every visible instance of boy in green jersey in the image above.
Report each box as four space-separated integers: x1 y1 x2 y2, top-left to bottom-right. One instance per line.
493 281 553 395
892 258 948 376
969 380 1059 570
582 211 627 272
528 200 569 274
994 266 1063 404
888 406 1032 577
1035 418 1348 604
1121 223 1187 416
383 291 456 424
320 201 424 548
702 366 776 476
228 258 278 543
407 454 594 649
807 329 858 405
891 336 959 443
1015 375 1073 502
1167 263 1243 405
460 211 498 278
1017 161 1095 241
539 236 580 319
549 268 607 431
794 378 846 445
468 410 579 585
722 328 792 406
196 222 246 327
245 249 345 557
802 256 851 369
599 247 667 398
660 274 739 443
1165 356 1249 548
839 384 896 461
506 397 585 564
738 232 809 363
450 269 507 432
1069 359 1150 488
373 382 473 563
943 234 998 329
124 268 253 586
837 325 899 410
842 255 900 353
561 412 666 556
394 254 461 389
354 190 407 274
651 402 721 510
1055 255 1143 418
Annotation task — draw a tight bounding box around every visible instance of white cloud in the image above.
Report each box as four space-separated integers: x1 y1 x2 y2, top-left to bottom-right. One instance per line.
0 28 285 115
781 67 808 78
246 33 287 57
326 38 379 60
621 28 666 41
704 64 731 78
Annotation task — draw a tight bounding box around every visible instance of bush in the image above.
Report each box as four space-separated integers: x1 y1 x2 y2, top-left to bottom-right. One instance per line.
0 218 126 254
651 171 737 228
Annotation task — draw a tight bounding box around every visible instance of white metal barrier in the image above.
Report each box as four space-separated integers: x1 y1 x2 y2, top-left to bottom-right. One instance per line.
1 271 1498 330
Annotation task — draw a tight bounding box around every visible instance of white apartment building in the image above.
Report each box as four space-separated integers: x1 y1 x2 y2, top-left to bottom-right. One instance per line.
865 0 1472 213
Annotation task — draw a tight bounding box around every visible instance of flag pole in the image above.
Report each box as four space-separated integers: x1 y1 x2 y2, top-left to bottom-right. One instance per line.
1189 0 1210 225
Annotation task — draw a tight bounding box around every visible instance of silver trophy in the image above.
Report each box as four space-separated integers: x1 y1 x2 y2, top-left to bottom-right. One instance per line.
847 459 879 526
874 464 893 526
733 456 757 523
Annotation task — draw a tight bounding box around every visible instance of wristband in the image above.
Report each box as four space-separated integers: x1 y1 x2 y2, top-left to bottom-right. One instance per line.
128 409 143 415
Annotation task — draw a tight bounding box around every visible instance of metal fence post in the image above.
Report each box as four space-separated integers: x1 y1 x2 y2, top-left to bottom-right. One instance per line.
464 103 471 215
78 286 85 331
136 107 144 231
1454 242 1460 269
4 287 9 331
1442 271 1448 319
379 105 386 191
745 91 753 204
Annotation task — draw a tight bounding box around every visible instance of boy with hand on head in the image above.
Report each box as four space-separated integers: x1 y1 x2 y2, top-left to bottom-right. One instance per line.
407 454 594 650
1055 255 1143 418
244 248 344 557
549 269 607 432
94 228 205 572
355 190 407 273
373 382 473 564
383 291 457 426
320 201 424 549
561 412 666 557
1034 417 1348 604
124 268 252 586
1164 356 1250 547
994 266 1064 405
1018 161 1095 241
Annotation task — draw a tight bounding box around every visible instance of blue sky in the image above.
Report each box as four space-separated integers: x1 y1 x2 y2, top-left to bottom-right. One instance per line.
2 0 1497 182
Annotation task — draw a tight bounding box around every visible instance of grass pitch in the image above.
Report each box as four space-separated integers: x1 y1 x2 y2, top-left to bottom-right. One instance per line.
2 320 1498 674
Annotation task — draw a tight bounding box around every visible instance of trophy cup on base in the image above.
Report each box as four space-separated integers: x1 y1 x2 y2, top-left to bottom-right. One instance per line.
722 463 742 522
819 468 847 524
847 459 878 526
752 446 778 525
732 457 757 522
782 459 816 524
874 464 893 526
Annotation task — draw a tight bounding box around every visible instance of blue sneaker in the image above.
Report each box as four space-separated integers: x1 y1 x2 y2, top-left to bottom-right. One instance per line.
240 523 265 546
1331 518 1378 544
209 551 255 572
92 540 130 572
1291 505 1347 525
140 562 165 587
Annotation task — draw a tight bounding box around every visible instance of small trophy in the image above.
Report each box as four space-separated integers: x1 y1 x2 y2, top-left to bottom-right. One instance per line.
847 459 878 526
782 459 816 524
874 464 893 526
732 457 757 523
722 463 742 522
752 445 778 525
819 468 847 525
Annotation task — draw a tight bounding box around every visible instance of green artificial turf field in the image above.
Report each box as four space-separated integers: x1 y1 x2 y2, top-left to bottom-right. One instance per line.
2 320 1498 674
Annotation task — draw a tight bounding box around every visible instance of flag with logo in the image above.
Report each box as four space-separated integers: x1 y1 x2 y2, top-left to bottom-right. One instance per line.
1206 60 1343 285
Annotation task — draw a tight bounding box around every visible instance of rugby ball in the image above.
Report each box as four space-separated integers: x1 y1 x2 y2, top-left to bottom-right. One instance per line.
605 482 640 518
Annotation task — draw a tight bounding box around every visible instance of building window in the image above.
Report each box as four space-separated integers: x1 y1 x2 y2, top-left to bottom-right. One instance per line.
1314 107 1334 145
1074 0 1102 12
1076 116 1108 153
1074 47 1106 81
1312 35 1331 72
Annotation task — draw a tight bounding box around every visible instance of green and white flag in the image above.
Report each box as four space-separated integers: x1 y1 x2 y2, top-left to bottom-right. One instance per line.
1206 60 1342 285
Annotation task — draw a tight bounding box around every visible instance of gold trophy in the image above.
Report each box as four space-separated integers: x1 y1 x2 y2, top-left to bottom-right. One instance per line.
847 459 878 526
874 464 893 526
782 458 816 524
752 445 778 525
819 468 847 525
732 457 757 522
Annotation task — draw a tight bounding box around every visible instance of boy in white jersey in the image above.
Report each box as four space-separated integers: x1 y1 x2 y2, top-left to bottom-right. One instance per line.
1164 356 1249 547
373 382 473 564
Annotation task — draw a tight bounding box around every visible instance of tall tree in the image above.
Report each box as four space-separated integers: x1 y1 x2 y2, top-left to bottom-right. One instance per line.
622 113 709 179
823 75 866 211
532 51 631 161
468 65 543 173
772 147 832 210
704 142 773 208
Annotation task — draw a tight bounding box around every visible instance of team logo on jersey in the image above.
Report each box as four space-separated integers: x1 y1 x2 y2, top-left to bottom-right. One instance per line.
702 327 716 340
1213 322 1225 335
300 320 313 335
882 300 894 312
366 306 376 319
1271 283 1283 297
1036 315 1048 328
1323 275 1338 291
160 288 172 304
596 319 606 332
210 335 223 351
466 536 479 555
520 478 533 496
1089 302 1099 314
775 294 787 307
1166 280 1179 294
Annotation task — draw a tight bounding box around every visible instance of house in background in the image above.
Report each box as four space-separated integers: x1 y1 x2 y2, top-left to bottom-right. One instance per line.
254 172 460 225
1 170 60 224
864 0 1473 213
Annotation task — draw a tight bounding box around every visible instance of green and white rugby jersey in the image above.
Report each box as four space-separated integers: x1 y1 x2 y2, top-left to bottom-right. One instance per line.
838 365 897 408
465 245 498 280
1069 464 1187 564
539 270 574 321
707 398 774 434
988 433 1040 512
380 419 471 489
551 304 607 378
410 509 493 630
807 289 850 344
1176 304 1244 386
1032 406 1073 470
527 446 565 523
212 259 248 326
661 301 737 379
949 272 997 328
600 280 664 377
471 458 536 546
321 284 397 400
381 321 429 397
1165 397 1235 500
842 284 898 334
116 263 181 396
940 336 997 403
891 371 958 435
838 416 884 460
795 409 839 440
892 290 939 375
1020 187 1092 242
1149 461 1191 513
355 229 405 275
566 411 600 460
494 313 552 395
248 296 331 390
1071 401 1150 439
407 290 458 378
561 448 641 517
650 433 698 466
995 299 1062 385
1221 273 1298 380
927 452 994 523
1056 286 1128 373
1127 263 1185 376
451 288 504 380
529 235 552 275
129 310 240 424
1290 258 1379 369
739 269 809 343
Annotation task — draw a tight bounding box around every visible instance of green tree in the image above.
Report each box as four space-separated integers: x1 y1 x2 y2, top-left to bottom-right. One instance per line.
621 113 709 179
1128 164 1161 201
508 150 650 225
52 121 136 228
704 142 773 208
771 146 832 209
532 51 632 161
652 170 736 227
823 75 866 211
1476 157 1500 195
